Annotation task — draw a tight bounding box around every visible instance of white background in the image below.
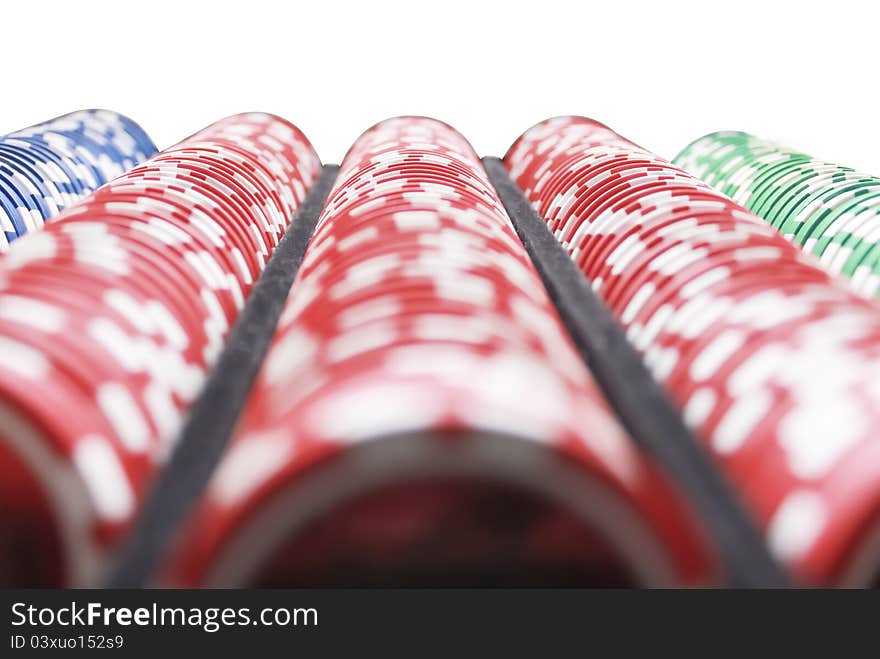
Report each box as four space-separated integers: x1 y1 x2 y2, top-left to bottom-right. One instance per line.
5 0 879 171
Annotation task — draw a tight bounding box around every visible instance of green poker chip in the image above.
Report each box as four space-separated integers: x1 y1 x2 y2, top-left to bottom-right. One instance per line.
675 133 764 188
826 196 880 277
774 170 873 232
725 152 804 207
718 150 790 203
745 158 816 221
853 230 880 296
761 165 862 230
674 131 880 298
799 189 880 268
779 179 880 240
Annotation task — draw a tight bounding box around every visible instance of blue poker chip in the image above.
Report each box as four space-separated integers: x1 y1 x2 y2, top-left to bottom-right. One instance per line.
70 112 155 181
0 109 158 249
2 137 90 196
0 143 75 210
6 134 98 192
10 113 149 190
71 128 132 184
0 147 57 221
111 113 159 159
0 185 19 245
73 109 157 157
0 173 31 239
0 152 56 241
38 133 105 191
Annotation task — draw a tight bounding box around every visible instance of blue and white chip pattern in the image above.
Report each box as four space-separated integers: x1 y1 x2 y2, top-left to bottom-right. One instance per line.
0 109 157 249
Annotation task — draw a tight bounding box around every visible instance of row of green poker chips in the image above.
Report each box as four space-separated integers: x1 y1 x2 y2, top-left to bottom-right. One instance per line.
673 132 880 299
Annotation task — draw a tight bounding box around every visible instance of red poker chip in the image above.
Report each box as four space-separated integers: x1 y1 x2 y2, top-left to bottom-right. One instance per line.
613 244 801 347
308 247 528 305
554 169 703 231
122 155 284 241
580 208 742 289
547 160 702 224
691 331 880 584
300 233 525 290
663 283 871 467
568 191 747 279
0 328 141 541
504 115 880 585
338 158 492 191
155 142 291 207
0 331 160 502
304 286 545 351
4 236 212 368
619 248 813 338
556 168 720 234
318 194 510 232
167 429 710 588
526 150 649 223
175 155 286 245
0 113 322 587
162 116 716 589
534 152 641 208
56 212 239 329
332 150 491 185
45 228 212 342
73 192 251 309
96 179 264 287
559 184 728 252
549 183 725 256
793 438 880 586
190 135 317 217
112 169 270 277
601 224 797 316
2 261 203 365
304 246 540 318
581 203 761 284
174 138 304 218
332 170 497 211
0 267 208 440
148 155 284 245
321 191 508 235
0 368 128 586
643 267 835 371
324 183 502 224
327 159 495 200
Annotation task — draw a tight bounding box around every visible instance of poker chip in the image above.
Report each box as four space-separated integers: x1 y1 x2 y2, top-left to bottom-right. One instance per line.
4 107 878 589
674 132 880 298
504 116 880 586
0 113 321 586
163 117 715 588
0 110 158 249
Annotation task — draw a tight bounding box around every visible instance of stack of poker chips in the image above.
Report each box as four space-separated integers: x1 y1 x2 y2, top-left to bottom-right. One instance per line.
505 116 880 586
0 110 157 249
0 113 321 587
675 132 880 299
162 117 714 588
4 109 880 589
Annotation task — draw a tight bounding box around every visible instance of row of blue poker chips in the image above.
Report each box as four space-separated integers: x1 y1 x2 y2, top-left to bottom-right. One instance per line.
0 109 157 249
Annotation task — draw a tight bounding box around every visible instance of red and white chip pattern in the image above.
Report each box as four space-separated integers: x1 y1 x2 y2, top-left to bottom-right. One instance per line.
0 113 321 586
165 117 715 588
505 116 880 586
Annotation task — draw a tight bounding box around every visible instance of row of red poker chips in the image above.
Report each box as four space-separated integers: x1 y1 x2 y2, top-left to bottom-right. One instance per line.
504 116 880 586
162 117 716 588
0 113 321 587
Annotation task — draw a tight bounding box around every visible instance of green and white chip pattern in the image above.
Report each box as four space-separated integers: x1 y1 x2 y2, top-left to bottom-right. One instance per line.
675 132 880 299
